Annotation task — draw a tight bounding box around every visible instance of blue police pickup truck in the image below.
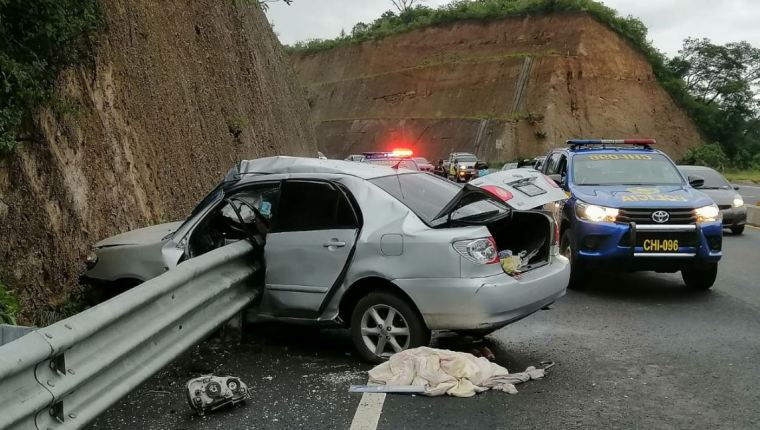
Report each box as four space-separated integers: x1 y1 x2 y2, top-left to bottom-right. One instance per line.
539 139 722 289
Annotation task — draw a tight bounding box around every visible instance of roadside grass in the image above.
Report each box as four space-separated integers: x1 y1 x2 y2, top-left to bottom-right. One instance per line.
725 169 760 184
0 281 20 325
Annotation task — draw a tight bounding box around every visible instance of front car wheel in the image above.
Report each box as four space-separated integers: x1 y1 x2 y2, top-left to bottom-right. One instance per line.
350 292 430 363
682 263 718 290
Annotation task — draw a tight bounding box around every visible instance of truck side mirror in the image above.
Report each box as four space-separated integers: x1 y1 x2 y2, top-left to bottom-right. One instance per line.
688 175 705 188
548 173 562 184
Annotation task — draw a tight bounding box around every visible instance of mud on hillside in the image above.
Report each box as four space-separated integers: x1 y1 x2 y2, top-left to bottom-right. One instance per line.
0 0 315 324
291 13 703 161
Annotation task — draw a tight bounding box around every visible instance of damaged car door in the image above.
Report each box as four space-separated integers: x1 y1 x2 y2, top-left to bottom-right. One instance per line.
259 180 360 318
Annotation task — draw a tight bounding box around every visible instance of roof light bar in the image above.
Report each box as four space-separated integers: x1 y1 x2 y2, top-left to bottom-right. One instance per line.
566 139 656 145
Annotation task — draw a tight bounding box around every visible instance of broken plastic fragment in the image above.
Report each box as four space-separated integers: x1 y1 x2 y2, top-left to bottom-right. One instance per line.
186 375 251 416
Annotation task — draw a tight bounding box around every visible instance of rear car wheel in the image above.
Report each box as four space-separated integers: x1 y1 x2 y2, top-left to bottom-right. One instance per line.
560 229 585 289
682 263 718 290
350 292 430 364
731 225 745 235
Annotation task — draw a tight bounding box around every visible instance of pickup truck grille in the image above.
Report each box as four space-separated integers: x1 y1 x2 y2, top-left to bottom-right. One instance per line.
617 208 696 225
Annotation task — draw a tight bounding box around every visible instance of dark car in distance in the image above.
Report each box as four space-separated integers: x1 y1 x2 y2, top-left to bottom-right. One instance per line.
678 165 747 235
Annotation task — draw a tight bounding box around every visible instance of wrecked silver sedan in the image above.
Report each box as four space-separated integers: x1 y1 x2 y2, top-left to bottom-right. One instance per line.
84 157 569 362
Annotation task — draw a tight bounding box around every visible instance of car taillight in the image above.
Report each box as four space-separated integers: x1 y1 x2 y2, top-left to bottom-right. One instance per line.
481 185 513 202
551 222 560 256
453 237 499 264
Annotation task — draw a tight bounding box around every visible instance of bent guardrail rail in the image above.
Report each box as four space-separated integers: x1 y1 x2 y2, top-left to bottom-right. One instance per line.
0 240 259 430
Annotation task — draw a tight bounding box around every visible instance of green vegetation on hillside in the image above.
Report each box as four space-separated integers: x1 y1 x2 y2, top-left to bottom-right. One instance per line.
288 0 760 170
0 281 19 325
0 0 101 155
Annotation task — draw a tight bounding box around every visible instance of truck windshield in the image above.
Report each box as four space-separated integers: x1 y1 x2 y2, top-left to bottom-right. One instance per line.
455 155 477 163
572 153 684 186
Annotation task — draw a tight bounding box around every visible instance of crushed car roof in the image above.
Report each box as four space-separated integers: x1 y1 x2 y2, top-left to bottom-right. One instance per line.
227 156 409 181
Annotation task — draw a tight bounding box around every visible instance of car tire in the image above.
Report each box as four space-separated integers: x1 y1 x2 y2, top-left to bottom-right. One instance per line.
350 291 430 364
560 229 585 289
731 225 745 235
682 263 718 290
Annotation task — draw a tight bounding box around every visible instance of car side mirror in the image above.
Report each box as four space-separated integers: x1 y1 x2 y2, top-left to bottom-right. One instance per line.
688 175 705 188
733 185 740 191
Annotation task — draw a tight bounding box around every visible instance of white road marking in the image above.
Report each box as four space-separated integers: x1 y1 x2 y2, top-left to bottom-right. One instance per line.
350 382 386 430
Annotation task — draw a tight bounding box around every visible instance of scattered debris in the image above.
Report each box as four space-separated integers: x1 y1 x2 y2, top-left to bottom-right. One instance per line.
186 375 251 416
365 347 553 397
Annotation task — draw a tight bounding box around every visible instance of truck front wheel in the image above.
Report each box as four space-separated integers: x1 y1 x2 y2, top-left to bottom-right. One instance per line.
682 263 718 290
561 229 585 289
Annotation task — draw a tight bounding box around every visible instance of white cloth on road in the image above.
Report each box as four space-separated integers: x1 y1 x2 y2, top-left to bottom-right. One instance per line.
368 347 546 397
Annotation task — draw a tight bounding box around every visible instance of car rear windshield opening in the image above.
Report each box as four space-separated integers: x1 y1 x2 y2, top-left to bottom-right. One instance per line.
370 173 506 226
573 153 684 186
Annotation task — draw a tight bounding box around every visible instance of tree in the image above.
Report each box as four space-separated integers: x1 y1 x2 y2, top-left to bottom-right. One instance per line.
669 38 760 159
390 0 425 13
259 0 293 12
669 38 760 113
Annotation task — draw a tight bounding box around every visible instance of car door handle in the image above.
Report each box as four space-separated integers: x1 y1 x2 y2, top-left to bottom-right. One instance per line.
323 240 346 248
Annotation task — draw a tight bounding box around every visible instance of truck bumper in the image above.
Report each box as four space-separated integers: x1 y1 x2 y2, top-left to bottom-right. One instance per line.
572 219 722 271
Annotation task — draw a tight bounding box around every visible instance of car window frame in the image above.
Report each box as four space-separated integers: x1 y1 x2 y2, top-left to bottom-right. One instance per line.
270 178 361 233
181 181 282 248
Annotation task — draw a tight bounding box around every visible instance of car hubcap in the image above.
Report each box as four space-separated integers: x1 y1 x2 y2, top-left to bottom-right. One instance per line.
360 304 410 359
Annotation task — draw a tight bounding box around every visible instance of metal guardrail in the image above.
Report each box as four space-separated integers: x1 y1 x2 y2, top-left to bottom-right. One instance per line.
0 240 259 430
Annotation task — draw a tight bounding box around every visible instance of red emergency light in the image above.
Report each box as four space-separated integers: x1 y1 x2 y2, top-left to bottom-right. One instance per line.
391 148 414 158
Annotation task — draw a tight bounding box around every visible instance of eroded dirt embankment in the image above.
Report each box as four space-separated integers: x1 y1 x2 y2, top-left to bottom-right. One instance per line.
291 13 703 161
0 0 315 323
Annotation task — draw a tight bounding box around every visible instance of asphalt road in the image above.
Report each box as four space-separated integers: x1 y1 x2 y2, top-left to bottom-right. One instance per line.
91 228 760 430
737 183 760 205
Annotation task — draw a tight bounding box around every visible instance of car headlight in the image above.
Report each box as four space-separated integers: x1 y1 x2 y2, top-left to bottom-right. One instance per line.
576 201 619 223
460 164 466 169
85 251 99 269
733 195 744 208
695 204 720 222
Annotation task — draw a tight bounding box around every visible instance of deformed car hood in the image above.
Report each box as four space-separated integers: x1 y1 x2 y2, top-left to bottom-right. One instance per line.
94 221 183 248
570 185 714 208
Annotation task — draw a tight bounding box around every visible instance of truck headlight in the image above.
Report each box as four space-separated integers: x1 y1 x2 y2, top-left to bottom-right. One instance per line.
733 195 744 208
695 204 720 222
576 201 619 223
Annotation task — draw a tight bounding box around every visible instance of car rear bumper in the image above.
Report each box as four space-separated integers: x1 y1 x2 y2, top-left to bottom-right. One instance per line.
721 206 747 227
572 219 722 270
393 256 569 331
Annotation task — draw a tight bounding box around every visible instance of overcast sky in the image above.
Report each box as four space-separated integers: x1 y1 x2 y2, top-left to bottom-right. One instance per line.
265 0 760 57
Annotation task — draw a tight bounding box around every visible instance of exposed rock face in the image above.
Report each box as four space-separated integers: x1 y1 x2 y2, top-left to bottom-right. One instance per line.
291 13 703 162
0 0 315 323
